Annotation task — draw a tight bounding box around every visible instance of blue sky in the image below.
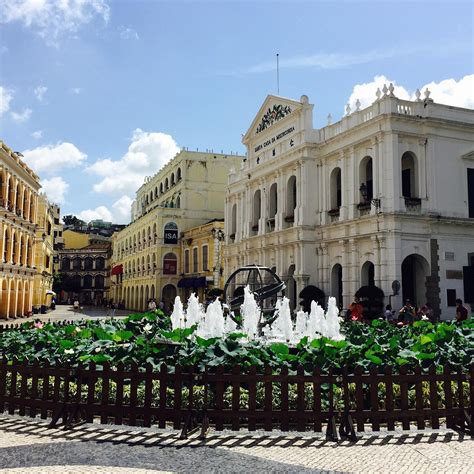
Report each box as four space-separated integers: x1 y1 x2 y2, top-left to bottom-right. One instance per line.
1 0 473 223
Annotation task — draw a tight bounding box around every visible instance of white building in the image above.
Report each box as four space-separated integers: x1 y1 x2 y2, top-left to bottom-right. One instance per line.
224 88 474 319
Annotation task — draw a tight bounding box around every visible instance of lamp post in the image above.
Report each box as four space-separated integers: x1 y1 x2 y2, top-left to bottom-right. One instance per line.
212 228 225 287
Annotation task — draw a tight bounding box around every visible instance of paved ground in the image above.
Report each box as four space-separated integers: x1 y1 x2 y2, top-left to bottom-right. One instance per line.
0 305 131 326
0 415 472 473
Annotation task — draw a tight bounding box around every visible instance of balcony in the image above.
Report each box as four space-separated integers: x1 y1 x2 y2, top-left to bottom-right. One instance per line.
266 217 275 232
404 197 422 213
357 201 371 217
328 208 340 223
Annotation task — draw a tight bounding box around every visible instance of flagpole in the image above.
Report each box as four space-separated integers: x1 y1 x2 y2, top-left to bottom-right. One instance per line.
276 53 280 95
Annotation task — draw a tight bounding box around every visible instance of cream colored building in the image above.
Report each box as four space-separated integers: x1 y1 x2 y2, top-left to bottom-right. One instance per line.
32 194 55 309
179 219 225 301
225 89 474 319
57 230 111 305
0 141 40 319
112 149 243 311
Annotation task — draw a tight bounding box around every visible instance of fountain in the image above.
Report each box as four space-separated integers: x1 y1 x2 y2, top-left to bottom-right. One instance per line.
169 285 344 343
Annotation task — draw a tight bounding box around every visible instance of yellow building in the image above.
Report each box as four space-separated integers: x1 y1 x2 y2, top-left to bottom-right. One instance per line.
0 141 40 319
32 194 56 310
111 149 243 311
179 219 225 302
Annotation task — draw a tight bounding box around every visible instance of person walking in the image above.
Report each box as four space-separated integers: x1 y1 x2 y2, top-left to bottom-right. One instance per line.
348 296 364 322
110 302 116 317
384 304 394 322
455 298 468 322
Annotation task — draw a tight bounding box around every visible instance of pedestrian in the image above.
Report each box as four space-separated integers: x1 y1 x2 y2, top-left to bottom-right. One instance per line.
455 298 468 322
106 301 111 316
73 299 79 311
148 299 157 312
398 299 415 324
348 296 364 322
158 300 165 311
111 302 116 317
384 304 394 322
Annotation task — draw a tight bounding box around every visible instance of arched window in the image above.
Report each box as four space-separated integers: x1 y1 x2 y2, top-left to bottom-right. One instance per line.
359 156 373 202
401 152 417 198
330 167 342 210
84 257 93 270
154 187 158 198
163 253 177 275
269 182 278 220
73 257 82 270
177 168 182 181
160 183 163 194
252 189 261 233
286 175 297 220
62 257 70 271
361 261 375 287
331 264 343 307
95 275 104 289
176 195 181 208
83 275 93 288
165 178 169 190
164 222 178 244
184 249 190 273
230 204 237 240
171 173 175 186
96 257 105 270
3 228 9 262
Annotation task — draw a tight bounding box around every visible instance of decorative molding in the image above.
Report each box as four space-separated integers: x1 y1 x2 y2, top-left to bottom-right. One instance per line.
256 104 292 134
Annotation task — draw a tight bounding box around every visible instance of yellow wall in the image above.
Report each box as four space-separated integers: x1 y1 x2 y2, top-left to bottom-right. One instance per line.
63 229 89 249
112 150 243 311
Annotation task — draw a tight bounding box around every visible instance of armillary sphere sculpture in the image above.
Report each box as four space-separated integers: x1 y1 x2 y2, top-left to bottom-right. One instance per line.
223 265 286 331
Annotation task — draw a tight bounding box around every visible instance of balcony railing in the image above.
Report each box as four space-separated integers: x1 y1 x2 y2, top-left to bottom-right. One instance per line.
404 197 422 212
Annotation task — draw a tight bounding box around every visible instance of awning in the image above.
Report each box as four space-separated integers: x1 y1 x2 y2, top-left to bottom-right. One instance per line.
111 264 123 275
178 276 208 288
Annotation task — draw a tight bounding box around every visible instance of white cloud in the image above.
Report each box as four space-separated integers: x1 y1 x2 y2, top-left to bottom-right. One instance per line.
246 49 399 75
346 74 474 113
120 27 139 40
22 142 87 173
0 0 110 45
31 130 43 139
87 128 179 195
421 75 474 109
0 86 13 116
34 85 47 102
77 205 113 223
112 195 133 223
71 87 82 95
11 107 32 123
41 176 69 204
347 75 410 111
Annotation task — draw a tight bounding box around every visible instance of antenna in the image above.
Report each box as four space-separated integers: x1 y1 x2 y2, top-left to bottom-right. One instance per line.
276 53 280 95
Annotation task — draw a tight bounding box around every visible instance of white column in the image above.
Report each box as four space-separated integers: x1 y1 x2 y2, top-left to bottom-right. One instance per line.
339 152 347 220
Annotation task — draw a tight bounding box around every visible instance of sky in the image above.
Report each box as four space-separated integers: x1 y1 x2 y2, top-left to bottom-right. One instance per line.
0 0 473 224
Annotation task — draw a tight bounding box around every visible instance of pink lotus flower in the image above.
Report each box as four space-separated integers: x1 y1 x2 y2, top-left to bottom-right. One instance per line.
34 321 44 329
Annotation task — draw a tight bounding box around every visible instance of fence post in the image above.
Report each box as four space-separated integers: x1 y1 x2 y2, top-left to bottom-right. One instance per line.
414 365 425 429
385 365 395 431
326 368 338 441
231 365 241 431
429 365 439 429
281 366 289 431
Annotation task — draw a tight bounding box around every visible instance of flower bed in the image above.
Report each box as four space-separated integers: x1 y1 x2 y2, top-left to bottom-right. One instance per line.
0 312 472 373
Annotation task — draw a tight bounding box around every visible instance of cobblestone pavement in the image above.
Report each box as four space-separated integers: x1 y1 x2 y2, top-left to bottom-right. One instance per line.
0 415 472 473
0 305 130 326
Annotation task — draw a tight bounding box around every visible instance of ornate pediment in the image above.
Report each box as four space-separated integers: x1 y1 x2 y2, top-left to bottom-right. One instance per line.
256 104 292 134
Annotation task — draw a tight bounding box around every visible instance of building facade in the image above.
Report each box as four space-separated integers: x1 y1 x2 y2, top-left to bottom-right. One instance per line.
224 90 474 319
32 194 56 310
57 230 111 305
111 149 243 311
0 141 40 319
179 219 225 302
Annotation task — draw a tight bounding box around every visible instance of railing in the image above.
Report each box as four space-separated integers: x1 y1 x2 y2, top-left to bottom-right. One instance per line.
0 360 471 439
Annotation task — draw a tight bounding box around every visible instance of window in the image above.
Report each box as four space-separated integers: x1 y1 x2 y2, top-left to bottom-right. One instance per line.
202 245 209 271
447 289 457 307
163 253 177 275
193 247 198 273
401 152 417 198
468 168 474 218
184 249 190 273
330 168 342 209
